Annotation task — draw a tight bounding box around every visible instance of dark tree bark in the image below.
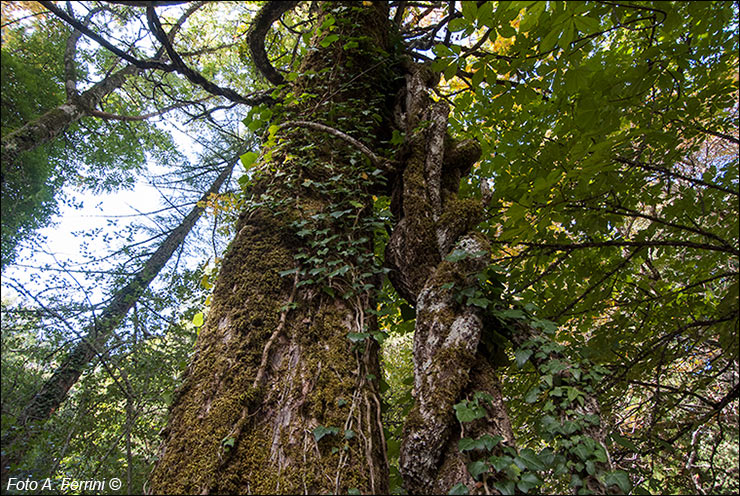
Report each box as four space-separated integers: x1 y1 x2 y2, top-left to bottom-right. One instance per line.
0 160 236 485
148 3 402 494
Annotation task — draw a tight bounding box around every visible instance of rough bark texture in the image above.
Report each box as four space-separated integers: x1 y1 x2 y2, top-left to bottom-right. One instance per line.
386 65 514 494
149 3 402 494
0 160 234 485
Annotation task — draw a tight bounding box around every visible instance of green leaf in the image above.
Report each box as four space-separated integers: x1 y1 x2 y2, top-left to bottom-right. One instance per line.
448 18 468 32
518 448 547 472
458 437 477 452
492 480 516 496
192 312 204 327
400 303 416 321
344 429 355 440
347 488 361 495
454 401 486 423
461 1 477 22
604 470 632 493
449 482 469 495
572 443 591 461
221 436 235 448
347 332 371 342
313 425 338 442
467 460 489 480
524 386 540 403
515 349 533 368
489 455 513 472
320 34 339 47
611 433 639 452
240 151 259 169
540 26 561 53
468 297 491 308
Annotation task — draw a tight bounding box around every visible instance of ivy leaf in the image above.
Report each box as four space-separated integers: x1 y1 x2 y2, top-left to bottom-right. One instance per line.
445 249 469 262
518 448 547 472
347 332 371 342
453 401 486 422
221 436 235 448
449 482 469 495
572 443 591 461
458 437 477 451
604 470 632 493
524 386 540 403
467 460 489 480
492 480 516 496
515 349 533 368
313 425 338 442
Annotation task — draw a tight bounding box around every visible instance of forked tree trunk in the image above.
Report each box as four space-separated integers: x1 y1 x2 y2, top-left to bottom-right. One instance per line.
149 3 401 494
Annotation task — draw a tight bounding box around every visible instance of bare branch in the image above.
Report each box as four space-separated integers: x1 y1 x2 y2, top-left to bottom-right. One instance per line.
88 96 212 121
145 5 272 106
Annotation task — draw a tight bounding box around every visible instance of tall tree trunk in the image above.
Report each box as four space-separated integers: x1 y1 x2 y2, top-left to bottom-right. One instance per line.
0 160 235 485
149 3 402 494
386 65 515 494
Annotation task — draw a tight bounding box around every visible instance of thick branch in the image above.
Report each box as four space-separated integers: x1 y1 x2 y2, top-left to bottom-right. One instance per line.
145 5 271 106
39 0 173 71
246 1 299 86
64 7 102 100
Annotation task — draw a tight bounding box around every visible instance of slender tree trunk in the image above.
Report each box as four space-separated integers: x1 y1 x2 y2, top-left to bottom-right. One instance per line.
149 3 402 494
385 65 515 494
0 64 140 177
0 160 235 485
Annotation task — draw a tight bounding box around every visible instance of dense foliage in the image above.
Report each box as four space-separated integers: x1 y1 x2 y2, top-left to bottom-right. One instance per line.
1 1 737 494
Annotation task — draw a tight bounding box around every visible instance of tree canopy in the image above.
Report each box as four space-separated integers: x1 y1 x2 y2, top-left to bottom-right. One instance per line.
1 1 737 495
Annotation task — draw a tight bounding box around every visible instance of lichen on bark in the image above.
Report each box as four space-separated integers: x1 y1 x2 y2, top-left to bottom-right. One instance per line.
385 61 515 494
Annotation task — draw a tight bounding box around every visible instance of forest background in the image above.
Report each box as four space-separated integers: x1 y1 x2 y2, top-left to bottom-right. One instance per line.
0 1 738 495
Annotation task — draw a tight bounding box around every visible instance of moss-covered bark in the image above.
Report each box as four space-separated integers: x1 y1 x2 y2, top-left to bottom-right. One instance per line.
149 3 402 494
385 63 515 494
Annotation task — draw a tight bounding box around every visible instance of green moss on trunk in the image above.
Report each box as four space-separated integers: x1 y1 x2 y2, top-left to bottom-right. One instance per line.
149 3 402 493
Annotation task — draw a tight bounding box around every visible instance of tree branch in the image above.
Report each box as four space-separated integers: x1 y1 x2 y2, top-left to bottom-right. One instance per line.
281 120 397 170
246 0 299 86
89 96 212 121
491 238 739 257
616 157 739 197
39 0 173 71
145 5 272 106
